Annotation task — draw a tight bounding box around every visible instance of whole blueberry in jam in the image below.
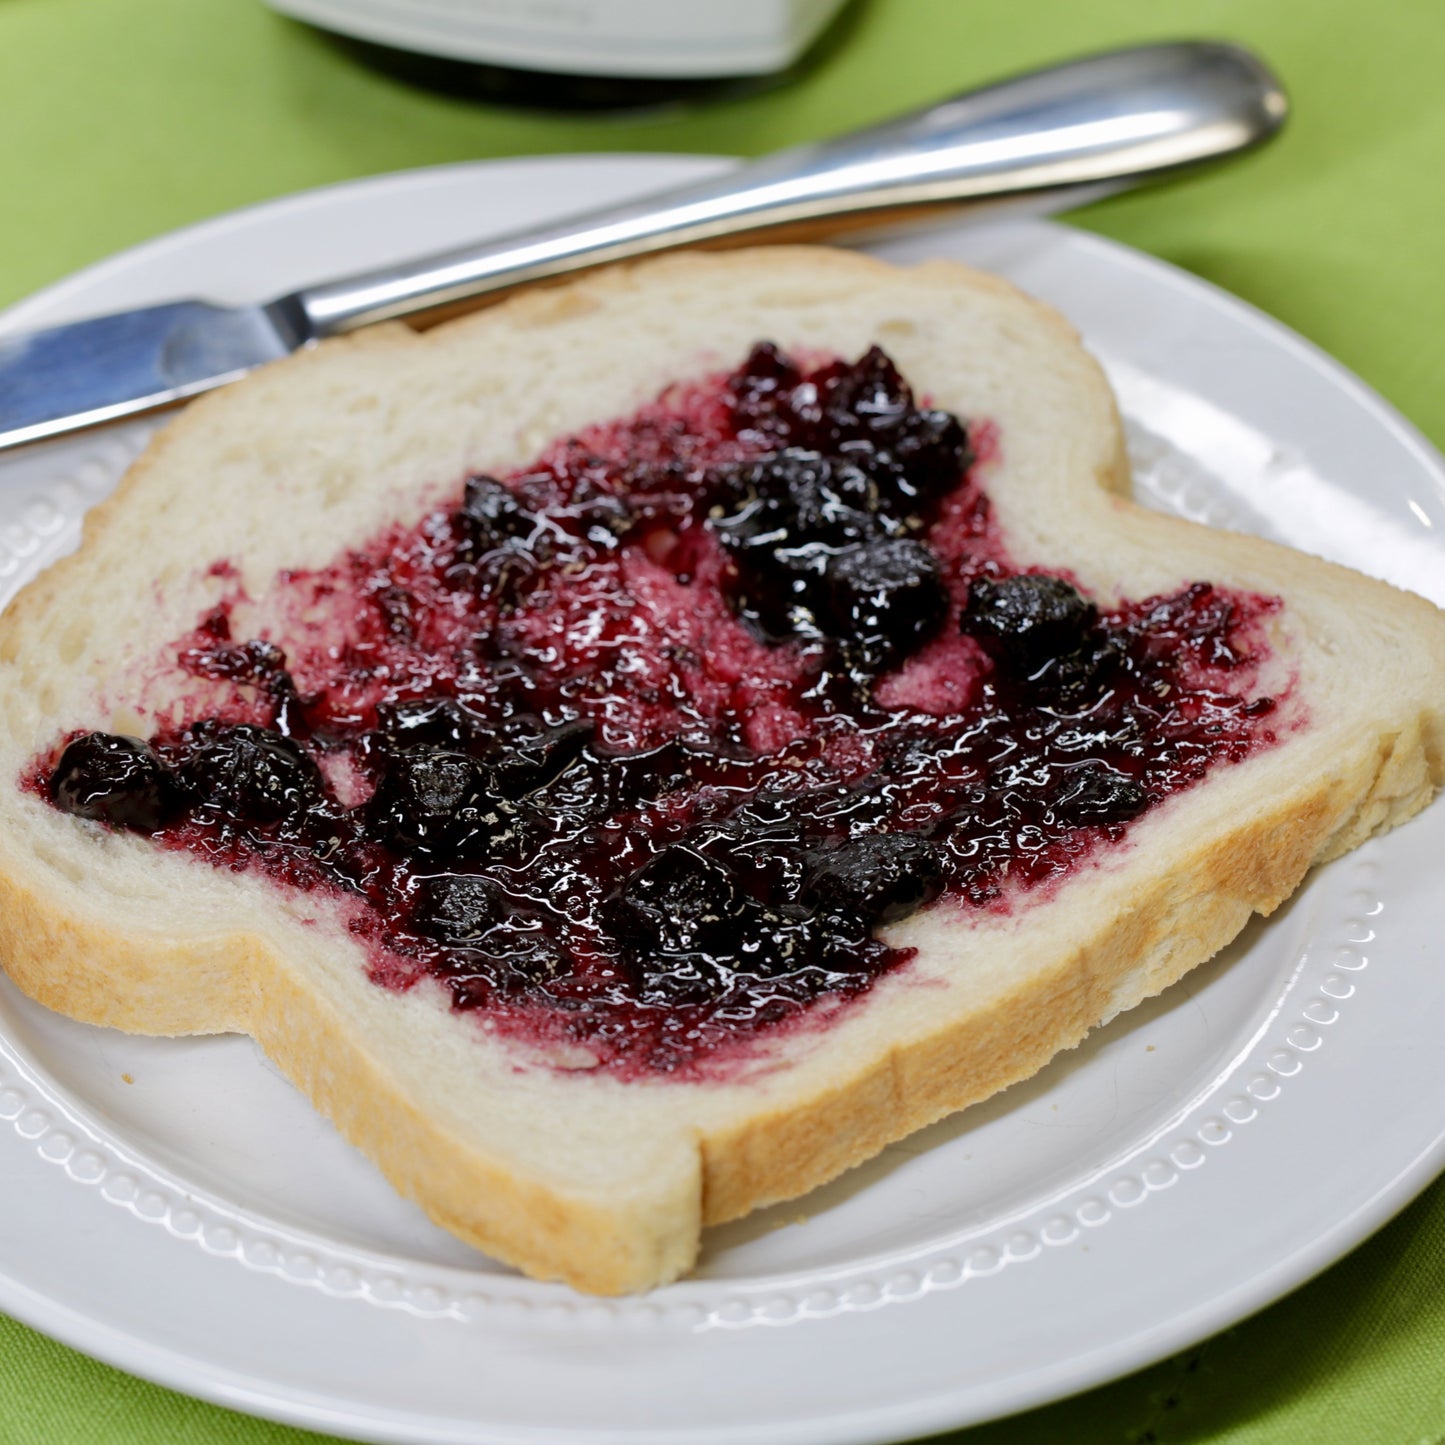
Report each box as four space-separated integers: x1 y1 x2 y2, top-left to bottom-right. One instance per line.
1051 763 1150 825
619 845 749 955
819 345 916 442
824 538 949 670
412 874 506 944
875 407 973 506
720 451 884 545
963 574 1098 678
368 748 516 856
180 723 321 828
51 733 175 832
804 833 947 924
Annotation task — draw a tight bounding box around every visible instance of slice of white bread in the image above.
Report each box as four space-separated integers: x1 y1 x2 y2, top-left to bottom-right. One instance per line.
1 248 1442 1294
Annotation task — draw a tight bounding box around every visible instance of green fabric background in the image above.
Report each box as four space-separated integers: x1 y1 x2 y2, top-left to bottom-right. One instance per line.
1 0 1442 1439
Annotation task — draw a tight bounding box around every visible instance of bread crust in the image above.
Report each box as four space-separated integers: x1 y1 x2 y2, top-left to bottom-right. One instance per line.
1 247 1442 1293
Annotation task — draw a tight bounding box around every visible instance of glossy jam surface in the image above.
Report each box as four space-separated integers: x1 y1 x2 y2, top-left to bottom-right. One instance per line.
42 345 1284 1078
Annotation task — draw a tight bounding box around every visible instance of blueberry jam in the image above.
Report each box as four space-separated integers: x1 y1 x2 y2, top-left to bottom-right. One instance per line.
41 344 1285 1077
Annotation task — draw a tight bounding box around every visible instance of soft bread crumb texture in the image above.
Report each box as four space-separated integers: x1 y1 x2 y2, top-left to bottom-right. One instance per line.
1 248 1443 1293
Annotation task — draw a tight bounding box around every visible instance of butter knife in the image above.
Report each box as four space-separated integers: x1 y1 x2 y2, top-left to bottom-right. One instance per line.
0 40 1285 454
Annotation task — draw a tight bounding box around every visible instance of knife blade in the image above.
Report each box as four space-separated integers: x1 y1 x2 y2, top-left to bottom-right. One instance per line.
0 300 309 450
0 41 1285 454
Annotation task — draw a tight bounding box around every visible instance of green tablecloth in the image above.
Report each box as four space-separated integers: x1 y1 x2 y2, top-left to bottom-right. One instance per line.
2 0 1443 1439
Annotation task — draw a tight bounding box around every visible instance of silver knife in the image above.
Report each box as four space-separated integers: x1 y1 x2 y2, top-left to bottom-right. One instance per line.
0 41 1284 454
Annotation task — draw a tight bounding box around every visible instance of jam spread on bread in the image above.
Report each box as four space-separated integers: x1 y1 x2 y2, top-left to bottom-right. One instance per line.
42 345 1283 1077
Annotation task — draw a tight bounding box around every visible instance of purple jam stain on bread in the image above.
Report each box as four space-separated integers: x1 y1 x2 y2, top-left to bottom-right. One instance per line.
39 344 1284 1078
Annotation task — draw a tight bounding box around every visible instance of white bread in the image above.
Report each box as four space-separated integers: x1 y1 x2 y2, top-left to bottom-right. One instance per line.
1 247 1442 1295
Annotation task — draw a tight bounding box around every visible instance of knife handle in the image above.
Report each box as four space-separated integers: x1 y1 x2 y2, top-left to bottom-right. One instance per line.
294 40 1286 337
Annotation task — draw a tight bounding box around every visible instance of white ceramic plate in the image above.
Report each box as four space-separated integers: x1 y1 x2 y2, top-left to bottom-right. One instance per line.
1 156 1443 1445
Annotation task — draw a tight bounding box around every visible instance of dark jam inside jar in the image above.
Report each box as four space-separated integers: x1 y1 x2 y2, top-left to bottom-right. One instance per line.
41 344 1285 1078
